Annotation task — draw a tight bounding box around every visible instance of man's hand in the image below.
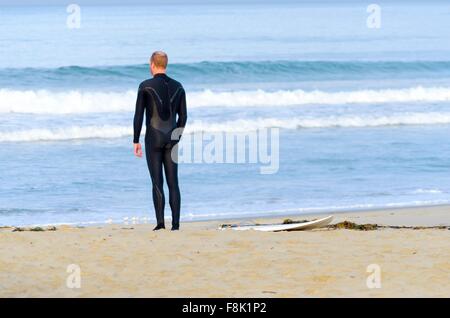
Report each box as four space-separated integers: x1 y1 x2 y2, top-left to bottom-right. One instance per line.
134 143 143 157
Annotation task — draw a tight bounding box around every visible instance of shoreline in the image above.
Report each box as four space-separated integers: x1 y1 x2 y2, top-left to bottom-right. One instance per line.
1 204 449 297
187 202 450 227
4 202 450 229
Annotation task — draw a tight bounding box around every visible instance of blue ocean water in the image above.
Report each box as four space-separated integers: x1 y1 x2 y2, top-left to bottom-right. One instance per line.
1 1 450 226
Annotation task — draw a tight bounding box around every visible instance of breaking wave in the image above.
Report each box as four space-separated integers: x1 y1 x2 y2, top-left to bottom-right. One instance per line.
1 86 450 114
3 112 450 142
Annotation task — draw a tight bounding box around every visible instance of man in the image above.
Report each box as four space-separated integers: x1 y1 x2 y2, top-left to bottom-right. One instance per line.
133 51 187 231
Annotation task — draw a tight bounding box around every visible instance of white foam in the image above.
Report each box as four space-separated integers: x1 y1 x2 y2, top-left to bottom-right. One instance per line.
188 113 450 131
0 125 132 142
2 112 450 142
2 86 450 114
0 89 136 114
413 188 443 194
190 86 450 108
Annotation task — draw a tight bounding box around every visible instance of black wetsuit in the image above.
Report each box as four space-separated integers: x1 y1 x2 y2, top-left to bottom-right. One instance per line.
133 73 187 230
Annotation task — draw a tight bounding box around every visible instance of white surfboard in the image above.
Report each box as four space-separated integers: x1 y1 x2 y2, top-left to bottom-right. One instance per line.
224 215 333 232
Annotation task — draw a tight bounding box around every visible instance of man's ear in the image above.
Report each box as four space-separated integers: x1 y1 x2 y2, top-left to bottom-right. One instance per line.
149 62 153 74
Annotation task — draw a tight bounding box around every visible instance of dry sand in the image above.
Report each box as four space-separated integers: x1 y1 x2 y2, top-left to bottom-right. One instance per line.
0 205 449 297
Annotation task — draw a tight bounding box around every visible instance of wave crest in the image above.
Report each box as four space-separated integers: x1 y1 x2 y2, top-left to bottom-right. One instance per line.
3 112 450 142
3 60 450 86
1 86 450 114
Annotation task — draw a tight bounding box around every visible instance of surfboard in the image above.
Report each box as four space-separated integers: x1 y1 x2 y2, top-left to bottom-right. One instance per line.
223 215 333 232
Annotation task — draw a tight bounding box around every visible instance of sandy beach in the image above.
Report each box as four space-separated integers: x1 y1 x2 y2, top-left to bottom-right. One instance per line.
0 205 449 298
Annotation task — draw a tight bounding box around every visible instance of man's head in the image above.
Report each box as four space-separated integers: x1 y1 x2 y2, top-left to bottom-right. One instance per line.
149 51 168 75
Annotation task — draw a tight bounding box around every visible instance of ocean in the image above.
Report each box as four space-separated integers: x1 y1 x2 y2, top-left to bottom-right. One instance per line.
1 1 450 226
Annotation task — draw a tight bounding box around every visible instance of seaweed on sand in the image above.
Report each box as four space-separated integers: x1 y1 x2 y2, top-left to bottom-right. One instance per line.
219 219 449 231
327 221 449 231
29 227 45 232
11 226 57 232
384 225 448 230
328 221 379 231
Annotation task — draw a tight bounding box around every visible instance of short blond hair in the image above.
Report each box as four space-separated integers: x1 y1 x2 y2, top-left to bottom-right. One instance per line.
150 51 168 69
